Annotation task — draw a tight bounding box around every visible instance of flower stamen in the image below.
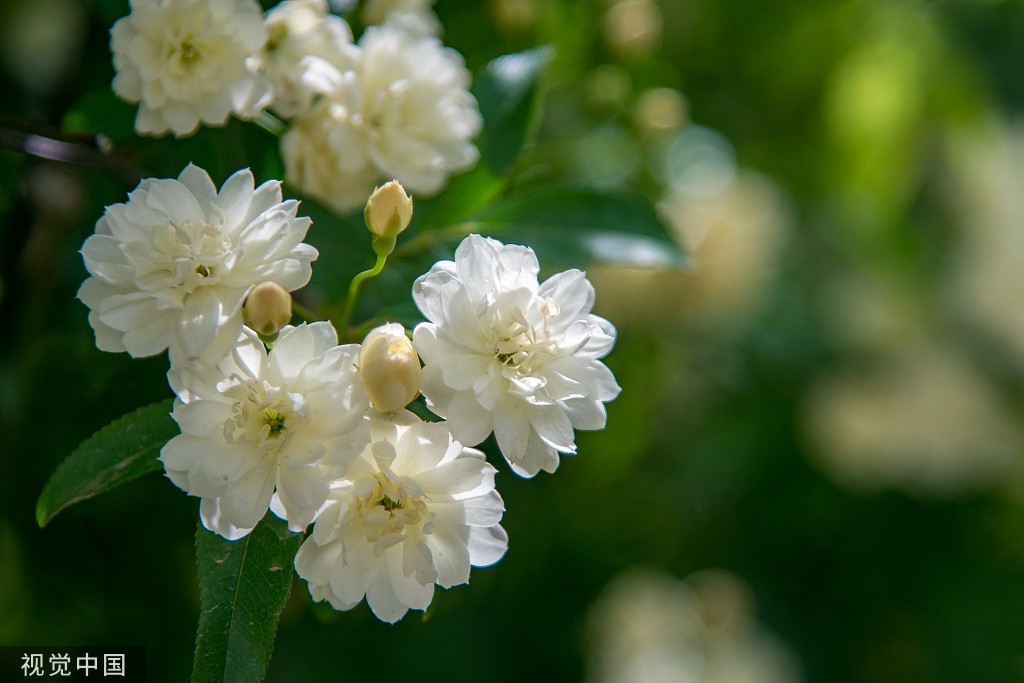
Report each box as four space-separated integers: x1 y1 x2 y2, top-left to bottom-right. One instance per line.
377 494 402 511
177 40 200 64
262 409 288 438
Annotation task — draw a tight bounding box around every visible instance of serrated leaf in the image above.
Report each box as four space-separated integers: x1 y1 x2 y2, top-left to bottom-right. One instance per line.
191 516 303 683
36 399 177 528
473 46 554 176
471 187 687 269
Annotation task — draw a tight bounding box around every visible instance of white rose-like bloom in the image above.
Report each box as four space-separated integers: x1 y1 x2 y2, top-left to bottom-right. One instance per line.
279 62 379 213
280 17 481 212
161 322 370 540
110 0 271 137
77 164 318 361
261 0 358 119
295 411 508 623
412 235 622 477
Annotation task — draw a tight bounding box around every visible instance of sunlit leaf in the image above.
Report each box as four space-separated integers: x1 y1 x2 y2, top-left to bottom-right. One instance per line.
412 47 553 231
471 187 686 270
413 163 504 230
473 46 554 177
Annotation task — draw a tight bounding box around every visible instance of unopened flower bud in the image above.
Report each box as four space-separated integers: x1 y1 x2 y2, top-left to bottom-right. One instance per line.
359 323 421 414
364 180 413 256
243 282 292 338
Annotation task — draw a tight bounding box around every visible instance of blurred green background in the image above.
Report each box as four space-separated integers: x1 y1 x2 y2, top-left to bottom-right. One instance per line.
4 0 1024 681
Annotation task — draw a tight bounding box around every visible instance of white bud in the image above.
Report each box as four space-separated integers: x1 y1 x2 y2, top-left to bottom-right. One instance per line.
365 180 413 256
242 282 292 337
359 323 421 414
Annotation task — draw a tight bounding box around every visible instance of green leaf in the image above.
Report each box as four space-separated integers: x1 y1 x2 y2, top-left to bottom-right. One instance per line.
413 162 504 230
191 516 303 683
471 187 688 270
411 47 552 231
36 399 177 528
62 89 138 143
473 46 554 177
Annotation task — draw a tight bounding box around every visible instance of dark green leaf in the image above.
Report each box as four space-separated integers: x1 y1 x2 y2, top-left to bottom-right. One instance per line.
412 162 504 229
191 516 303 683
471 187 687 269
473 46 554 176
62 89 138 143
36 399 177 528
36 397 176 528
95 0 130 27
300 196 371 300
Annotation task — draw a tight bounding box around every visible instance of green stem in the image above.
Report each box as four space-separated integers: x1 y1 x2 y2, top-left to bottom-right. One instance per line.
253 111 286 137
336 254 388 339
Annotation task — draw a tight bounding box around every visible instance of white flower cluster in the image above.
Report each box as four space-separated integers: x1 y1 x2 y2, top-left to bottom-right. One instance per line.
110 0 480 210
96 0 616 622
79 163 620 621
93 0 620 629
278 5 480 212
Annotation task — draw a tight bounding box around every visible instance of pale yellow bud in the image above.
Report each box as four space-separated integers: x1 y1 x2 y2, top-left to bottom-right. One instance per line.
359 323 422 414
242 282 292 337
364 180 413 256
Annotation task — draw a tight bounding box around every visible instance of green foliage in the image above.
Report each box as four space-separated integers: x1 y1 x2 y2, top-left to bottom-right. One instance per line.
94 0 130 26
472 187 686 269
473 46 553 177
192 517 303 683
415 47 553 229
62 89 137 144
35 399 177 528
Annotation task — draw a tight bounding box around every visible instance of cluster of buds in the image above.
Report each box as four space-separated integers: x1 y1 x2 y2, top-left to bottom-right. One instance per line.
359 181 420 413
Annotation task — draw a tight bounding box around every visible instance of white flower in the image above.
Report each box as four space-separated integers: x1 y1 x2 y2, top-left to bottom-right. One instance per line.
363 0 441 36
77 164 318 361
278 63 378 213
110 0 271 137
280 17 481 212
161 322 370 540
261 0 358 119
294 411 508 623
587 570 802 683
412 235 622 477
